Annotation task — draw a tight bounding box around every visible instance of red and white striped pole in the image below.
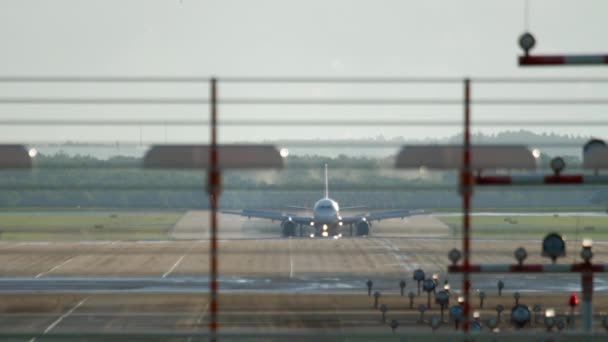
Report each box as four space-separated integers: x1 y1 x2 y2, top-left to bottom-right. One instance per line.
520 55 608 66
448 264 607 273
475 174 608 186
208 78 220 341
517 33 608 66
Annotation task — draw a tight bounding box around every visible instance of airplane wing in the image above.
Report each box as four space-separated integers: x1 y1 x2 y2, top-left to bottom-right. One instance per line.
285 205 312 210
221 209 313 225
342 209 425 224
340 205 367 210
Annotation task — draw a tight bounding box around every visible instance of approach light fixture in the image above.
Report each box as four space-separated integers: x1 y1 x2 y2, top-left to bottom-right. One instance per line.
542 233 566 263
436 291 449 306
322 231 328 237
532 148 541 159
279 148 289 158
514 247 528 265
449 305 464 329
309 233 315 238
511 304 531 329
310 221 314 226
544 308 556 331
518 32 536 56
514 291 521 305
413 269 425 295
487 318 498 330
28 148 38 158
448 248 462 265
581 238 593 263
423 279 436 308
423 279 436 292
556 320 566 332
550 157 566 176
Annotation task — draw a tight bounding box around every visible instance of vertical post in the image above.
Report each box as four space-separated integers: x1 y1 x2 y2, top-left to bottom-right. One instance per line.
581 270 593 333
208 78 220 341
461 78 472 333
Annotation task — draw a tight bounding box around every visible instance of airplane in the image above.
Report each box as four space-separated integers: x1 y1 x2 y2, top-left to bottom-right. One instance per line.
221 164 424 238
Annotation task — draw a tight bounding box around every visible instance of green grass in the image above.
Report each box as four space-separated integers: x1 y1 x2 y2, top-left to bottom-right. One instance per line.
437 215 608 240
0 212 183 241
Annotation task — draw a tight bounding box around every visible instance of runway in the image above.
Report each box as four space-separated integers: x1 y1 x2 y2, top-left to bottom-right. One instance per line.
1 211 608 339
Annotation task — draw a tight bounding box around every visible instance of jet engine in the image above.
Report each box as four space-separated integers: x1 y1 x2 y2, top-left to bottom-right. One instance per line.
356 219 370 236
281 219 297 237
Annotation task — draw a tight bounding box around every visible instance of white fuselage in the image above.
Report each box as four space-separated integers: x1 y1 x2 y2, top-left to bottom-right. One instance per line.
312 198 341 234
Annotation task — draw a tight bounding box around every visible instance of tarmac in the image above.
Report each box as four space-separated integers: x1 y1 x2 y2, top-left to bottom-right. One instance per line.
1 211 608 340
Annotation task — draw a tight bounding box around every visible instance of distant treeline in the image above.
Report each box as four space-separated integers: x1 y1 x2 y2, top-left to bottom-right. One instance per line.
0 151 605 210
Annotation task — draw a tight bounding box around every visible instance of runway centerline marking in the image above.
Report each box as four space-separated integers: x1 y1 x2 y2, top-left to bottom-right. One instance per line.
35 256 75 278
162 243 196 278
29 297 88 342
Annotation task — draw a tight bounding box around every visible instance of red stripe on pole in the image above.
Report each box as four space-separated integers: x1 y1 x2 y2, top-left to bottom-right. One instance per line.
510 265 544 272
520 55 565 65
520 55 608 66
544 175 584 184
449 265 482 273
572 264 605 272
475 176 512 185
209 78 219 342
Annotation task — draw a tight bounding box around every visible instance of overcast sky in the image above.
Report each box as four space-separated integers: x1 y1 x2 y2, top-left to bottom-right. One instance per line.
0 0 607 146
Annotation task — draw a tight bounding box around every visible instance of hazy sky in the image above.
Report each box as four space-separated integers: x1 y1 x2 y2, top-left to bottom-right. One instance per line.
0 0 607 146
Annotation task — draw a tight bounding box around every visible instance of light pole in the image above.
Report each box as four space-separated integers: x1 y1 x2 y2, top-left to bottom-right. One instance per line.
413 269 425 295
435 290 449 323
423 279 436 309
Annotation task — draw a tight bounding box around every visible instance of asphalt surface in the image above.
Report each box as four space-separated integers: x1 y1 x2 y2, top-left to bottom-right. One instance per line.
1 211 607 340
0 273 602 294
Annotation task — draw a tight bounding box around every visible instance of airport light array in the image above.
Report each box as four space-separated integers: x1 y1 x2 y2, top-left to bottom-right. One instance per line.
518 32 608 66
448 237 605 333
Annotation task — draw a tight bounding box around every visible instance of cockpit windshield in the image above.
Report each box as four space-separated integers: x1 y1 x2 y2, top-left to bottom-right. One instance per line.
315 200 339 211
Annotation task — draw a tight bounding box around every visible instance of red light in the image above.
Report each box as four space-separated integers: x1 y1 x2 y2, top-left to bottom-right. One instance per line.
569 293 579 307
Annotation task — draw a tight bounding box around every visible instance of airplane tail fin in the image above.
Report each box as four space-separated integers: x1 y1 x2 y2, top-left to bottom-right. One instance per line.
324 163 329 199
